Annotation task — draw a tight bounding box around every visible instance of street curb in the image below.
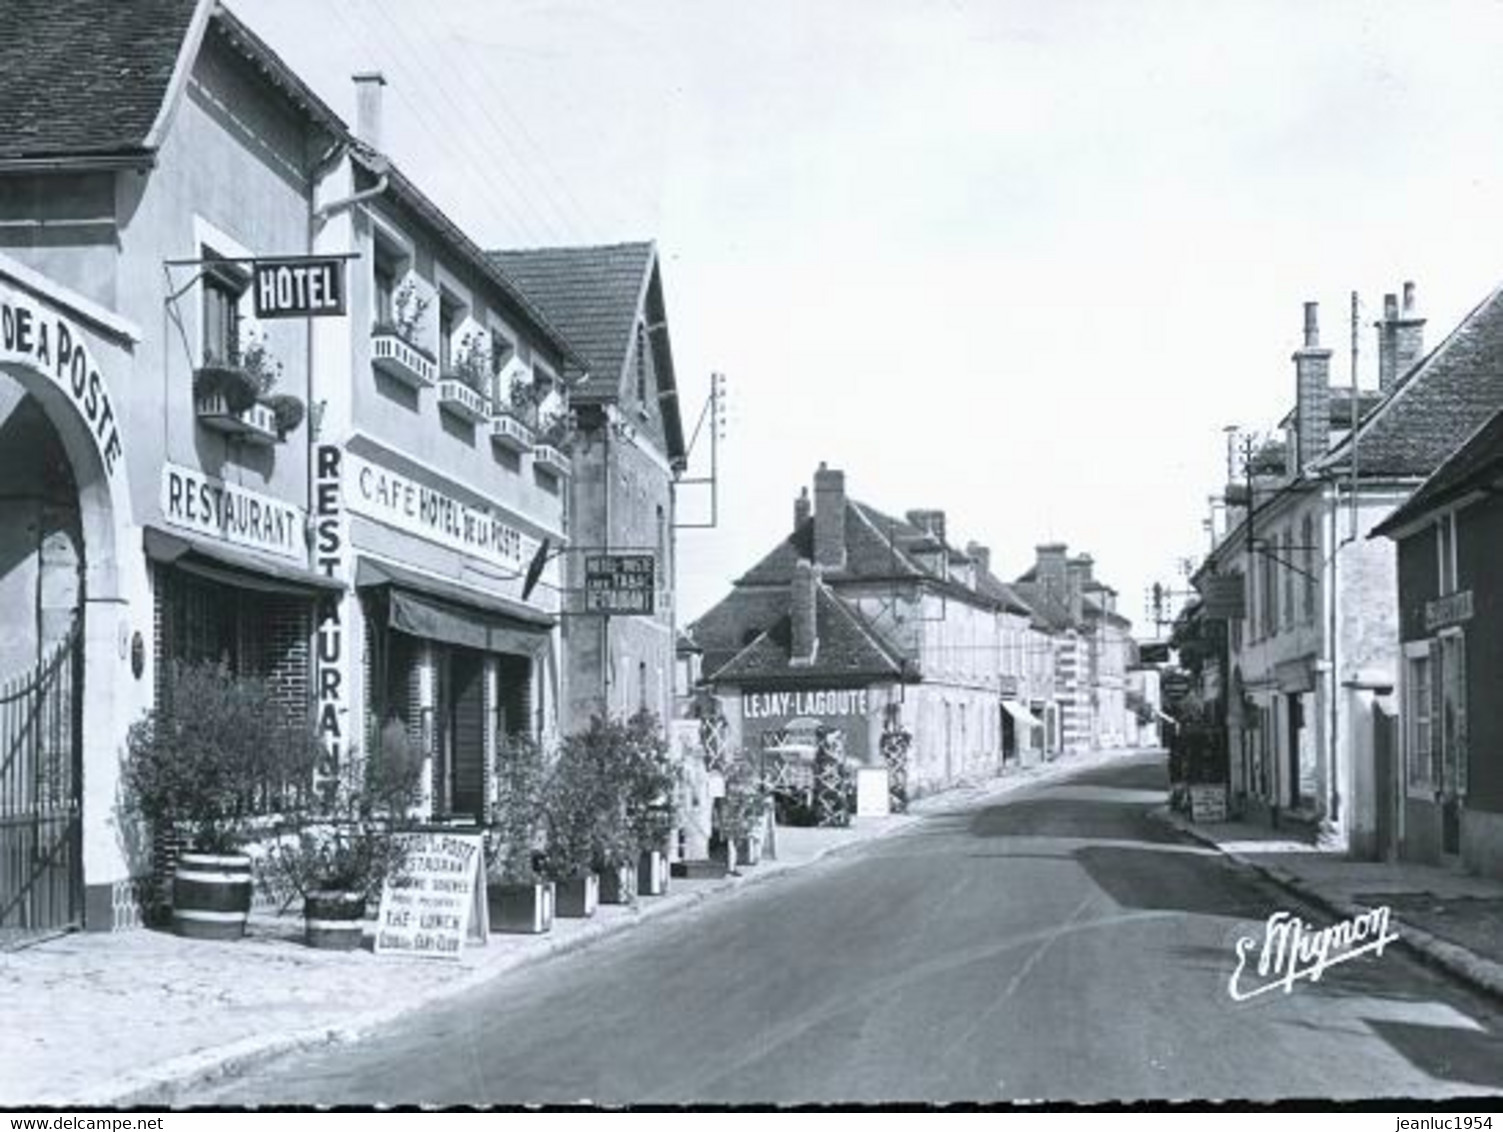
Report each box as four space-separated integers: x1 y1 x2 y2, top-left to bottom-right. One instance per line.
1151 806 1503 1009
77 814 922 1107
68 751 1146 1107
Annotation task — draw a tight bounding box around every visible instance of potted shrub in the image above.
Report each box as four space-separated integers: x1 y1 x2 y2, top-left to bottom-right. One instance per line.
438 331 491 422
718 749 772 874
485 732 554 934
371 278 437 388
538 724 611 919
194 328 306 444
619 711 678 898
258 719 425 950
122 660 322 941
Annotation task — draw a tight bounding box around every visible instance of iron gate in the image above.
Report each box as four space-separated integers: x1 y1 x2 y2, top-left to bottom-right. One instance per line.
0 624 83 936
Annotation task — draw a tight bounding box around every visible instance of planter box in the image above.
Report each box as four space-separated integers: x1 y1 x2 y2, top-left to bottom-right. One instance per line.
554 873 599 919
172 852 252 941
669 858 727 881
532 444 572 477
487 880 554 934
638 849 669 896
489 410 535 454
598 862 638 905
734 835 762 867
195 394 279 446
437 378 488 423
371 331 437 389
304 890 366 951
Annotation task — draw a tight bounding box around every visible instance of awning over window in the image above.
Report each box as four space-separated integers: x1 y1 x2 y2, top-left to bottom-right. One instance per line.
356 557 552 656
1002 700 1044 729
143 525 343 597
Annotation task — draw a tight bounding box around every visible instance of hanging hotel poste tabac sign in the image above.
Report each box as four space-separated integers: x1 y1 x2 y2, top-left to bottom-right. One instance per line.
252 256 346 319
583 553 655 614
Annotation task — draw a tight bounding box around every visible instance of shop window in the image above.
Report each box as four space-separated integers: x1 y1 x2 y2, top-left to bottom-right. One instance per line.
1405 650 1432 790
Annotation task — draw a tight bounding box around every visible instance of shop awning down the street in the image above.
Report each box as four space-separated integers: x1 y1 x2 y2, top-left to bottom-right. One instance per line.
143 526 345 596
355 558 552 656
1002 700 1044 729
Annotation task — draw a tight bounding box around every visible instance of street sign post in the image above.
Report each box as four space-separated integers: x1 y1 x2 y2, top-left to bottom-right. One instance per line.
583 553 656 615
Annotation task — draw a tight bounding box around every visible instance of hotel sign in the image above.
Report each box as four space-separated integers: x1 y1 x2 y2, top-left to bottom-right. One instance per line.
1424 590 1474 632
583 554 655 614
252 257 346 319
343 452 536 573
160 462 304 562
1200 575 1246 620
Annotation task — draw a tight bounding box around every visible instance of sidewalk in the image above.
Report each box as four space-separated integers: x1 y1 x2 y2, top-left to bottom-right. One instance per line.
1159 807 1503 1006
1 744 1146 1108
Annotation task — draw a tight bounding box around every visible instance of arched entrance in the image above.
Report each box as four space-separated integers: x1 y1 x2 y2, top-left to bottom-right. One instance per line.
1 279 141 936
0 385 85 934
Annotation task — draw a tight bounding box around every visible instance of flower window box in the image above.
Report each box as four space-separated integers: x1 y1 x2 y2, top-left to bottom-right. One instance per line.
437 378 487 423
195 392 280 446
371 329 437 389
489 410 535 454
532 444 571 477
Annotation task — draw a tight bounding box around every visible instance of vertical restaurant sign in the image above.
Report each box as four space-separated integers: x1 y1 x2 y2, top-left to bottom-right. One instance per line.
312 444 346 802
1 283 124 478
160 463 305 562
342 451 537 572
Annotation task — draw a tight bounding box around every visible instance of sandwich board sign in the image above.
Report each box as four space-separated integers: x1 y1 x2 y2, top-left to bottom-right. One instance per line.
375 830 487 959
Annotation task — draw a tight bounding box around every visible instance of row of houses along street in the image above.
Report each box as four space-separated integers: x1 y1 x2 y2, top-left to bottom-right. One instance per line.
1173 278 1503 884
0 0 1155 941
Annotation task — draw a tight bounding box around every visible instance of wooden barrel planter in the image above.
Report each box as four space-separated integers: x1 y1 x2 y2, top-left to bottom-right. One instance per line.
304 890 367 951
172 852 252 940
598 861 638 905
555 873 599 919
488 881 554 934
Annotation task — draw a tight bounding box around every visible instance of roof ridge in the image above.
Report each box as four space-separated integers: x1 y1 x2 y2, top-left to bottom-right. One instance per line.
1312 278 1503 474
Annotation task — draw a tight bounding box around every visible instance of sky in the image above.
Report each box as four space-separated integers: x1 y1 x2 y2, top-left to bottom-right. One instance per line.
239 0 1503 632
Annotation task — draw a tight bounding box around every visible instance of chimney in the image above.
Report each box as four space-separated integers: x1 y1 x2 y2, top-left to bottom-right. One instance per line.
906 510 947 544
813 463 846 570
1394 280 1426 382
1375 292 1399 392
965 541 991 577
1068 554 1094 587
790 559 818 664
1035 543 1069 606
794 486 811 529
353 72 387 149
1294 301 1333 470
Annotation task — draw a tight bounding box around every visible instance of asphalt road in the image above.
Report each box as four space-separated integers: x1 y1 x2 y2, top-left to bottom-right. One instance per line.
195 751 1503 1105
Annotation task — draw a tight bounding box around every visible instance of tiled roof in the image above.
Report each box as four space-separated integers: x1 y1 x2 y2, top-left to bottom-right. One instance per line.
1082 592 1132 628
1373 406 1503 536
488 243 653 401
686 586 791 681
1010 581 1076 633
708 584 905 685
973 568 1036 617
1314 283 1503 478
0 0 201 163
